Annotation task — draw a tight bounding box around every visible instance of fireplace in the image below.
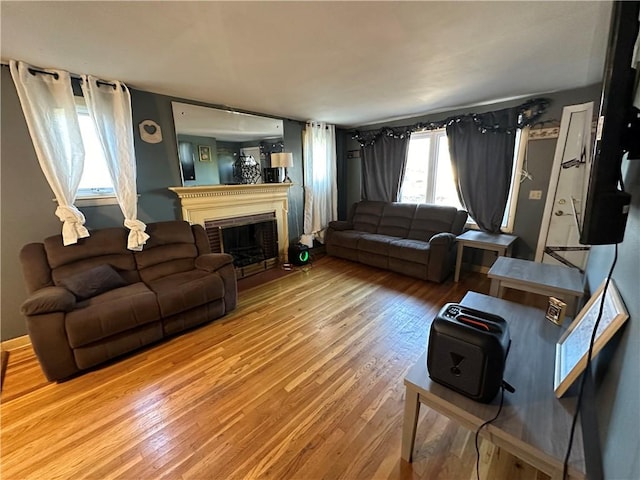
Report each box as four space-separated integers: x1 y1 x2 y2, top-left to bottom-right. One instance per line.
169 184 292 275
205 213 278 277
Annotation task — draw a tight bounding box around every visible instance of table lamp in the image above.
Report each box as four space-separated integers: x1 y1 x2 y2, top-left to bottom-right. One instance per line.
270 152 293 183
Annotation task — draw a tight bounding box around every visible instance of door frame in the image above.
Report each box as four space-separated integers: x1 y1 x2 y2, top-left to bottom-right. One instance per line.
535 102 594 264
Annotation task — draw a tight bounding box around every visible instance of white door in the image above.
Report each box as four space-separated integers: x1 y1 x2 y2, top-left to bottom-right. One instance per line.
535 102 593 271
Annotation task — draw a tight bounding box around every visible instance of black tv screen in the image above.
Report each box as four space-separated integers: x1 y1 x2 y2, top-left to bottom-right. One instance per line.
580 1 639 245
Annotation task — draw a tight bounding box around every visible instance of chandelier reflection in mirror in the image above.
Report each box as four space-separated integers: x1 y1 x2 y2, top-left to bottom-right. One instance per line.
233 155 261 184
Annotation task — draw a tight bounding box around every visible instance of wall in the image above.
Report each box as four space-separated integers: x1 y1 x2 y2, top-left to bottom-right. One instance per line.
341 84 603 260
586 155 639 479
176 134 220 186
1 67 62 341
0 65 305 341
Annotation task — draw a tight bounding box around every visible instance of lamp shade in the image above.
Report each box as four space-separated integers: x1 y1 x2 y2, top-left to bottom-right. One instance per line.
271 152 293 168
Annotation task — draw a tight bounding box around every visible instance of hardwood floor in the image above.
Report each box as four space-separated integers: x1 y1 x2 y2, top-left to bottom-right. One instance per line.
1 256 550 480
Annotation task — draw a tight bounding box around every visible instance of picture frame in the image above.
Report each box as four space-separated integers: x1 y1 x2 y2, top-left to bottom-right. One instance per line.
545 297 567 326
554 279 629 398
198 145 212 162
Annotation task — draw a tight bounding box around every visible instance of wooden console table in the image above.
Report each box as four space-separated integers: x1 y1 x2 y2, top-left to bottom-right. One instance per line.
454 230 517 282
402 292 587 479
487 256 585 316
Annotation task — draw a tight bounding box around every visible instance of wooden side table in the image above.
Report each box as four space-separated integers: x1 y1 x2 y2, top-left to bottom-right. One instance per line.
454 230 517 282
401 292 589 479
487 256 585 316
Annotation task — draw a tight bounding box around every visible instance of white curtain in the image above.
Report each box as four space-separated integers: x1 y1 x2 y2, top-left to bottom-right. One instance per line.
9 60 89 245
81 75 149 250
302 122 337 245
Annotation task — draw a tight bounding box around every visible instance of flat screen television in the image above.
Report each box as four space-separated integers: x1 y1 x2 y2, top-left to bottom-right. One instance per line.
580 1 639 245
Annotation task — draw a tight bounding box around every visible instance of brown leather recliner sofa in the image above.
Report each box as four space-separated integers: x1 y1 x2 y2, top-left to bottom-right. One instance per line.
19 220 237 382
326 201 468 282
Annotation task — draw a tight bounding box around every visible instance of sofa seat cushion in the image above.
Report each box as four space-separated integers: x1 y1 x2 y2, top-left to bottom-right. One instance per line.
66 282 161 348
358 234 398 255
326 230 368 249
388 239 431 264
147 270 225 317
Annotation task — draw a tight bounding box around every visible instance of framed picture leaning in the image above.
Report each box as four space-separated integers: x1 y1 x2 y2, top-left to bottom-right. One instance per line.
554 279 629 398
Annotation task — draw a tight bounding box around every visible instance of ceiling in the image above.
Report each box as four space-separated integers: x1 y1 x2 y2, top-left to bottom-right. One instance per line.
1 1 613 128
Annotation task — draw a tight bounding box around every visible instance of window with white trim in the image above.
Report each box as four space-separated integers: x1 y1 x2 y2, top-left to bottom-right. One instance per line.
399 128 526 233
75 97 115 200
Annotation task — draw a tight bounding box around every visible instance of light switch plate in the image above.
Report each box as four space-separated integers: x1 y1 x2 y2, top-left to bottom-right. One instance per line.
529 190 543 200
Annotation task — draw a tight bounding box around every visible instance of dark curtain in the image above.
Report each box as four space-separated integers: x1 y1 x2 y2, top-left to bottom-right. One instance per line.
361 135 410 202
446 108 518 233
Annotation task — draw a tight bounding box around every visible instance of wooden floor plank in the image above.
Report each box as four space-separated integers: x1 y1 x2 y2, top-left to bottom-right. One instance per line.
1 256 551 480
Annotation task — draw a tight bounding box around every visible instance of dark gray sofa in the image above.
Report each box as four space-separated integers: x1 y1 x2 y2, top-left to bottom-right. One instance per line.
326 201 467 282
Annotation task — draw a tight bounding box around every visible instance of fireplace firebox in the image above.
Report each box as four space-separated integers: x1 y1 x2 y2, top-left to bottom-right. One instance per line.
205 213 278 278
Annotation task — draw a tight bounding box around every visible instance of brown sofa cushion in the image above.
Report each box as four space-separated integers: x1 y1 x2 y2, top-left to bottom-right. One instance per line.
58 264 127 301
408 204 458 241
388 239 431 264
44 228 140 285
377 203 416 238
135 221 199 283
352 201 386 233
358 233 398 255
65 282 161 348
146 270 225 318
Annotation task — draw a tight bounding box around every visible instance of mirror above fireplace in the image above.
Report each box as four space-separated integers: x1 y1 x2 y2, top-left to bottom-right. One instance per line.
171 102 285 186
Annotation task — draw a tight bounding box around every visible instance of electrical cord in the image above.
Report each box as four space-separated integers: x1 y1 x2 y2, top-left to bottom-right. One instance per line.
475 383 508 480
562 243 618 480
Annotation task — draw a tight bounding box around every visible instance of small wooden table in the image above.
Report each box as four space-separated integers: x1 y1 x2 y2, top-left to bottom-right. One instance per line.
454 230 517 282
487 257 585 316
401 292 588 479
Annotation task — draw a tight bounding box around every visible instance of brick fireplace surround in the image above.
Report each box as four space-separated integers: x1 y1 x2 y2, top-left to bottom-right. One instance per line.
169 184 293 263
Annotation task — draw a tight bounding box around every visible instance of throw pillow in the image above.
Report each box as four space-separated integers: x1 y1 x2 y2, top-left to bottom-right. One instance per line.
59 264 127 301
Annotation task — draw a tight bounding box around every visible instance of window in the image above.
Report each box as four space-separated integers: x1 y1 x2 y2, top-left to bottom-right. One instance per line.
400 130 461 209
399 128 526 232
75 97 116 203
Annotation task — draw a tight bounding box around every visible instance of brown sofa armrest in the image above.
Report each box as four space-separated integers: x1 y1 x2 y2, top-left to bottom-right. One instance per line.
21 286 76 316
26 312 79 381
427 233 457 283
428 232 456 248
196 254 237 312
195 253 235 272
328 220 353 231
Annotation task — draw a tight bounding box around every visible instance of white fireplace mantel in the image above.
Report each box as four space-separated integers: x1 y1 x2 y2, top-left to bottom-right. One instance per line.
169 184 293 262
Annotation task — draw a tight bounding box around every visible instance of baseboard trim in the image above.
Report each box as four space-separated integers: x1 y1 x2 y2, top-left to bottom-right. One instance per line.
1 335 31 351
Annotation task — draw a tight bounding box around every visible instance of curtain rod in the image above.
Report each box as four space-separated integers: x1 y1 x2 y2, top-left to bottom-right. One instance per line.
352 97 550 147
26 66 117 89
0 62 117 89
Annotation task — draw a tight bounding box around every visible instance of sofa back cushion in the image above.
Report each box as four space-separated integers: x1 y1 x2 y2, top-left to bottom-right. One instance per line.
20 243 54 293
408 205 459 241
134 221 198 283
43 228 139 287
377 203 417 238
351 201 386 233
